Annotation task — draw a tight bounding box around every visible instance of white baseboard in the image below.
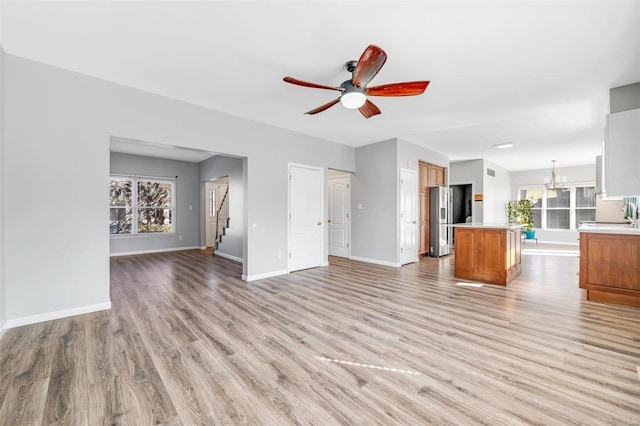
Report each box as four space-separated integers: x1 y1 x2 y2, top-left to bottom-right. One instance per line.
110 246 199 257
3 301 112 330
0 322 6 341
349 256 401 268
534 240 579 246
321 261 329 267
242 270 289 282
214 251 243 263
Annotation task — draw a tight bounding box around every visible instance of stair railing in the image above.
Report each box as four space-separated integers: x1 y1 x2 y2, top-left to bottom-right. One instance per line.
213 187 230 256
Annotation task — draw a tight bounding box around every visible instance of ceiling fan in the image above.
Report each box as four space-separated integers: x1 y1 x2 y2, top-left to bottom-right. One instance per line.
283 45 429 119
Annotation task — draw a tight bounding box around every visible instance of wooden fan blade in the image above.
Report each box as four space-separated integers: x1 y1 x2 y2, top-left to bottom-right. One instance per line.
358 99 381 119
352 45 387 88
366 81 430 97
283 77 343 91
305 98 341 115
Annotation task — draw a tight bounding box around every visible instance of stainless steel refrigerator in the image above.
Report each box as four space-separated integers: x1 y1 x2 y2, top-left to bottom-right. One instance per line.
429 186 451 257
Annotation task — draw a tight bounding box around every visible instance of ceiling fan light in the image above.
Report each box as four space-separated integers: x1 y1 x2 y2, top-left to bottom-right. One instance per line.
340 92 367 109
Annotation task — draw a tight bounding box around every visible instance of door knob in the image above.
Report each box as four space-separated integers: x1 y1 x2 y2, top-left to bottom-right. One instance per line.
317 221 322 226
412 221 417 224
328 219 332 223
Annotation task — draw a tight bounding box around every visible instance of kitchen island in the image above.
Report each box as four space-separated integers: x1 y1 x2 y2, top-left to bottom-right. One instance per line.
578 222 640 307
451 223 524 285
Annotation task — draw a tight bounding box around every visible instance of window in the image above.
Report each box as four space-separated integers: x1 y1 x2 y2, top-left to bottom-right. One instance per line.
109 175 175 235
109 177 133 234
575 186 596 225
546 189 570 229
518 183 595 230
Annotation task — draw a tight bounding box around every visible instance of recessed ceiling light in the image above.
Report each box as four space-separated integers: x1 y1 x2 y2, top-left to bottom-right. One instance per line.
493 142 514 149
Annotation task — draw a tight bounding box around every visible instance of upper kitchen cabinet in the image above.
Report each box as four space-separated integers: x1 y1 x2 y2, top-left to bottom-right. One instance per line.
605 109 640 196
604 82 640 197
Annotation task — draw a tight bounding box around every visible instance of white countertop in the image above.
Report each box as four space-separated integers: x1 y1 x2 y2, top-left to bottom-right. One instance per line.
448 223 526 230
578 222 640 235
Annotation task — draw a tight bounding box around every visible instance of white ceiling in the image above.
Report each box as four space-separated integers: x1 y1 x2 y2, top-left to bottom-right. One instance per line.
2 1 640 171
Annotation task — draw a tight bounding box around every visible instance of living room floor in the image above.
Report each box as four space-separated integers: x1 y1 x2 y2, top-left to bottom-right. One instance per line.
1 247 639 425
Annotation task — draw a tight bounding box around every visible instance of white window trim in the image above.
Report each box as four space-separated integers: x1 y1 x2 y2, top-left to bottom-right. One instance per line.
110 174 177 237
517 181 595 231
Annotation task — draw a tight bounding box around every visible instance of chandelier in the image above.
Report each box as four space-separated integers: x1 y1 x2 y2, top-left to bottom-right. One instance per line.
544 160 566 191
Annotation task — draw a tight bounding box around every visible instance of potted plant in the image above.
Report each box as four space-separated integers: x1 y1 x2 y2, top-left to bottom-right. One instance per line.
507 199 535 239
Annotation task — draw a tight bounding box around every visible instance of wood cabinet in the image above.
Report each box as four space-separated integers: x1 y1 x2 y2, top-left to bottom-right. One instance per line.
579 232 640 307
418 162 446 255
453 227 522 285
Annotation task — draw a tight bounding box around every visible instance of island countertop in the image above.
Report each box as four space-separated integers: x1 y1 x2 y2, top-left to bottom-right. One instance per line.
578 222 640 235
449 223 526 230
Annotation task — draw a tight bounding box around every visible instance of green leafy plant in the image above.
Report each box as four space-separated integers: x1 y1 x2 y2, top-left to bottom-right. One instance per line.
507 199 534 231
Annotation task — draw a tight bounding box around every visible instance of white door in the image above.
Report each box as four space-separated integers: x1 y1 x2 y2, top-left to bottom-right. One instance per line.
400 169 418 265
289 164 324 272
205 182 217 247
329 175 350 258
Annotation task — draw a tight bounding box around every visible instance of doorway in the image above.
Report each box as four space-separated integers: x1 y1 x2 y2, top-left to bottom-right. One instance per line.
204 177 229 250
450 183 473 247
288 163 324 272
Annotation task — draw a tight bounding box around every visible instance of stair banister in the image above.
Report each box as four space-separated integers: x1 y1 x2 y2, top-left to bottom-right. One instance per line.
213 187 230 256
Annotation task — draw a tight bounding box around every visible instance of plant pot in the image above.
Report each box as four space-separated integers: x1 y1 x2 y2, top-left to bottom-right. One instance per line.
524 230 536 239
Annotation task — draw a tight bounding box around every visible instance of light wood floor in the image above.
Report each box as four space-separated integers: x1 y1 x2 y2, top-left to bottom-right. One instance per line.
1 247 640 425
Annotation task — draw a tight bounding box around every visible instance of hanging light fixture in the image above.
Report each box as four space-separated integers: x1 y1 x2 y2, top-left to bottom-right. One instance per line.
544 160 566 191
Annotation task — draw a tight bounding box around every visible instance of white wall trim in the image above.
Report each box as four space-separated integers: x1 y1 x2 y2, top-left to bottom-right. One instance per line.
349 256 401 268
110 246 199 257
3 302 112 329
214 251 243 263
0 324 7 342
242 270 289 282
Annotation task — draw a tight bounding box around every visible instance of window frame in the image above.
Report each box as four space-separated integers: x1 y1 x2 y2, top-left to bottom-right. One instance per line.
545 187 571 230
517 181 595 231
109 174 176 237
574 184 597 228
109 175 133 235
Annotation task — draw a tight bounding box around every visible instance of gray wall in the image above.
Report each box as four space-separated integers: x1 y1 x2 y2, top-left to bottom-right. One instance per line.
0 47 5 330
109 152 200 254
397 138 449 173
3 53 354 322
351 139 397 264
483 160 512 224
350 138 451 265
199 155 244 260
610 82 640 113
511 164 595 191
